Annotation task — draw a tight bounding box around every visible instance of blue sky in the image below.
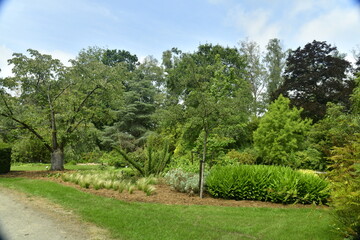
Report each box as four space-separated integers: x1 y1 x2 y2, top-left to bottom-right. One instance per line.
1 0 360 77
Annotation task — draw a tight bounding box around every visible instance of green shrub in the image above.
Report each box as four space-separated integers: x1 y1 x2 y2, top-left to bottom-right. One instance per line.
11 137 49 163
164 169 206 194
219 149 258 165
0 142 11 174
328 137 360 239
114 139 172 177
99 151 125 168
206 165 329 204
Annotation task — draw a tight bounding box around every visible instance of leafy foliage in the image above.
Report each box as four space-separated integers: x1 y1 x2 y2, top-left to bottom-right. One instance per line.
219 148 258 165
239 39 267 115
0 141 11 173
114 135 172 177
253 95 312 167
263 38 286 101
164 169 204 194
274 40 354 122
328 136 360 239
308 103 360 169
11 136 49 163
100 56 162 151
0 48 125 170
207 165 329 204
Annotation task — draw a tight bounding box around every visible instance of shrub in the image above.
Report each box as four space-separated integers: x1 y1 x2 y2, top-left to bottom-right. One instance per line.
328 137 360 239
253 95 312 167
219 149 258 165
99 151 125 168
114 139 172 177
164 169 207 194
206 165 329 204
11 137 49 163
0 142 11 174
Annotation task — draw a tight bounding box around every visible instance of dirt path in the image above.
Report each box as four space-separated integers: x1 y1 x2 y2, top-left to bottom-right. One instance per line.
0 187 110 240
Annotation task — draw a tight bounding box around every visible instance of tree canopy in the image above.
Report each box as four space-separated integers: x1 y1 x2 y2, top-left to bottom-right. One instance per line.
0 48 125 170
273 40 354 122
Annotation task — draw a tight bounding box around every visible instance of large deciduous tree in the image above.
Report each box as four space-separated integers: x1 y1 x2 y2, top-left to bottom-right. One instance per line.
239 39 267 115
0 48 124 170
273 40 354 122
263 38 286 101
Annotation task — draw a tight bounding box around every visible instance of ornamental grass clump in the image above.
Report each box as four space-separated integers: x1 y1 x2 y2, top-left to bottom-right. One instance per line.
136 177 157 196
61 171 157 195
206 165 329 205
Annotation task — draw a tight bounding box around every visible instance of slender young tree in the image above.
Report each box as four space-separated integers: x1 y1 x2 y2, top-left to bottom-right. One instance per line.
163 44 251 197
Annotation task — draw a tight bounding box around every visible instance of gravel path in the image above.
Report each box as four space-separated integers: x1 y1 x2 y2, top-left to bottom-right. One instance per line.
0 187 109 240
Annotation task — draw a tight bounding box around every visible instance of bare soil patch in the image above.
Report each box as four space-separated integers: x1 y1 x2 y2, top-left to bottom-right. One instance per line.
1 170 328 209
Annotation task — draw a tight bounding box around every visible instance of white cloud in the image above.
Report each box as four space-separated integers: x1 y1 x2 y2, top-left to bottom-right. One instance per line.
40 49 75 66
0 47 75 79
288 0 315 17
226 5 280 46
0 45 14 78
296 8 360 52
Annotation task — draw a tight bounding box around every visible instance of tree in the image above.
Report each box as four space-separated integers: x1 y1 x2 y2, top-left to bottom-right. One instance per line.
273 40 354 122
253 95 312 167
263 38 286 101
328 135 360 239
101 56 162 151
309 103 360 161
102 49 139 71
239 39 267 115
162 44 252 197
0 48 124 170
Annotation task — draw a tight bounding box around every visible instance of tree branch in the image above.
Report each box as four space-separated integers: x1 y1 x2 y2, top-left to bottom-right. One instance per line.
65 85 101 134
0 113 53 152
53 82 74 102
1 93 14 116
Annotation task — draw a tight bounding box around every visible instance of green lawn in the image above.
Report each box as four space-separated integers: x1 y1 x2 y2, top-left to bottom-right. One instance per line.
10 163 108 171
0 178 341 240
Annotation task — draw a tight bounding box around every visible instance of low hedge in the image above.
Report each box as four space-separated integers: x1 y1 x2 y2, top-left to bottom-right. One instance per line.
0 143 11 174
206 165 329 205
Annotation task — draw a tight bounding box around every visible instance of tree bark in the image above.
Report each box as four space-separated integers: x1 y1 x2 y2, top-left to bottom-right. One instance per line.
50 148 64 171
199 129 208 198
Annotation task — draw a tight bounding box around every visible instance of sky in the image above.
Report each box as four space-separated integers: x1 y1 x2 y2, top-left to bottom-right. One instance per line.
0 0 360 78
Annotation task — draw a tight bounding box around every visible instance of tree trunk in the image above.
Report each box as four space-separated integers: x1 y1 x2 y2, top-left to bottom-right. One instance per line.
50 148 64 171
199 130 208 198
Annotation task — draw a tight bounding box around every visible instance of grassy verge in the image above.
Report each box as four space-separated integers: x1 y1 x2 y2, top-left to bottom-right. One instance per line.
0 178 341 240
10 163 109 171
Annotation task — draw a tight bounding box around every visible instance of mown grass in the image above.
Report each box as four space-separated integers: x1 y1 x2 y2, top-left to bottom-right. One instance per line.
0 178 341 240
10 163 108 171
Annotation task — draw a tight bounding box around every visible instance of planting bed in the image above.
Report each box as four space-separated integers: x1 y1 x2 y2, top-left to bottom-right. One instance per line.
1 171 327 209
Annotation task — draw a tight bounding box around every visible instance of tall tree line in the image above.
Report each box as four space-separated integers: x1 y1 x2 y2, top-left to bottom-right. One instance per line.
0 39 358 171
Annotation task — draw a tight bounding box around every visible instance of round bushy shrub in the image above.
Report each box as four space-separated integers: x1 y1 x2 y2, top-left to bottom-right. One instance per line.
164 169 204 194
206 165 329 204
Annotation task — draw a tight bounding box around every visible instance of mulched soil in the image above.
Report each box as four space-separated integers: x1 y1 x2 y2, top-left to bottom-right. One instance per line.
0 170 328 209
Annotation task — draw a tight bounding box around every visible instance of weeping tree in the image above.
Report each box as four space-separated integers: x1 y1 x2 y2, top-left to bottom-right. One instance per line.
0 48 124 170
